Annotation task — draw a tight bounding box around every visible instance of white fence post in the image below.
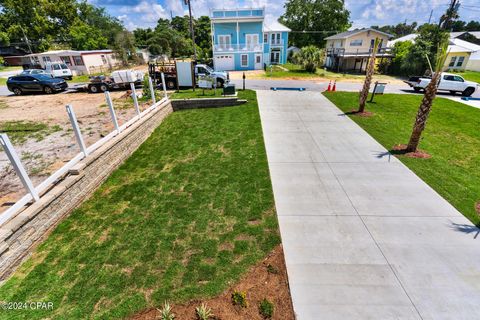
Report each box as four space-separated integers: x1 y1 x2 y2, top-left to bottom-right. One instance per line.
130 83 141 117
66 104 88 158
105 91 120 133
161 72 167 99
0 134 40 201
148 76 156 104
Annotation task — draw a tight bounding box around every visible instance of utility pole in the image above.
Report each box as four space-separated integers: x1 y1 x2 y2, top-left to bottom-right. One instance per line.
20 26 32 54
184 0 197 61
428 9 433 24
439 0 460 30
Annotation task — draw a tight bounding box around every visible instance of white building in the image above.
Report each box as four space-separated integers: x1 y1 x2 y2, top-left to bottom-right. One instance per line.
25 50 121 75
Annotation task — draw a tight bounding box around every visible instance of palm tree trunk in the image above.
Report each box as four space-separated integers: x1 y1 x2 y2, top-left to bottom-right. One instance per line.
358 41 379 113
406 71 441 152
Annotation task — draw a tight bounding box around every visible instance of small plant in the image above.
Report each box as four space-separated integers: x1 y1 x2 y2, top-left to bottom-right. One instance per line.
259 298 274 319
266 264 278 274
157 301 175 320
231 290 248 308
195 303 214 320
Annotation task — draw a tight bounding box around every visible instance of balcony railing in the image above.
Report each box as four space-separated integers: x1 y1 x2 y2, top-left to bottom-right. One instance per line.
211 8 264 19
213 44 263 52
326 47 392 57
270 40 282 46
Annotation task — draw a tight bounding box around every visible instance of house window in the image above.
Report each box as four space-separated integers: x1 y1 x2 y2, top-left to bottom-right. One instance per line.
42 56 51 63
264 33 268 43
246 34 259 50
241 54 248 67
101 55 107 64
456 56 465 67
350 39 362 46
73 56 84 66
271 33 281 45
218 35 231 50
60 56 71 66
449 56 456 67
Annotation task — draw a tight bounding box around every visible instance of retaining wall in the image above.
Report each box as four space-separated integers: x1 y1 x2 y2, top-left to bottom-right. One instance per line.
0 100 173 281
171 97 247 111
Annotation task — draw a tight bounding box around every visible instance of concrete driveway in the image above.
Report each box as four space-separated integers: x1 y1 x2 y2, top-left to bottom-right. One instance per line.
257 90 480 319
231 79 480 109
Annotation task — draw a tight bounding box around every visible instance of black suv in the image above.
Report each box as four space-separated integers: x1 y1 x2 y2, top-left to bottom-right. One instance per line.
6 74 68 95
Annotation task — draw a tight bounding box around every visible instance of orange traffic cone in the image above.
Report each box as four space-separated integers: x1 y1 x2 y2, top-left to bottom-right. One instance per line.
326 81 331 92
332 80 337 92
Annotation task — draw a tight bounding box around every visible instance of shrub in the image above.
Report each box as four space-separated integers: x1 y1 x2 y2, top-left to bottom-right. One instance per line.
259 298 274 319
195 303 214 320
294 45 324 73
157 301 175 320
266 264 278 274
231 290 248 308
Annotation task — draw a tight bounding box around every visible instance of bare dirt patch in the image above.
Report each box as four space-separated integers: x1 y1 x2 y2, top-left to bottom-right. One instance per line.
391 144 432 159
0 89 153 209
130 245 294 320
346 109 375 117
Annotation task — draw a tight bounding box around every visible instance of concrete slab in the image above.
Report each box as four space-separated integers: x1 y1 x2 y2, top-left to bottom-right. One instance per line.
257 90 480 320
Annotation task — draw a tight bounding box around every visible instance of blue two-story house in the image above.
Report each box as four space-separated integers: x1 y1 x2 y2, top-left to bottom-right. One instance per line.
210 8 290 71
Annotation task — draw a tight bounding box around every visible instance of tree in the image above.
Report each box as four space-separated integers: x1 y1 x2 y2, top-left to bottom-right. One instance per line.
406 40 449 153
371 22 417 38
358 38 380 113
113 30 137 65
404 24 449 76
280 0 351 47
68 19 108 50
294 46 324 72
388 41 413 75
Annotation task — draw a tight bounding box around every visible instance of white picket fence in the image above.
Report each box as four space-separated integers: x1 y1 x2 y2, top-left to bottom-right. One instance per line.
0 74 168 226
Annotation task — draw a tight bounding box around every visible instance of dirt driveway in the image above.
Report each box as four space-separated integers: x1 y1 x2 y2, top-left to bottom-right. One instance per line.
0 89 153 209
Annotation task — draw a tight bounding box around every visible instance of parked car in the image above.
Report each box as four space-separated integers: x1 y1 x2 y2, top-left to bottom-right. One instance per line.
20 69 50 76
405 72 478 96
6 74 68 95
45 62 73 80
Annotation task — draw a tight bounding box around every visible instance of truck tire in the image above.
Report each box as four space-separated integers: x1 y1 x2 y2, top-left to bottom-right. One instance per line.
88 84 99 93
99 84 108 92
462 87 475 97
216 78 224 88
166 80 176 89
413 87 422 93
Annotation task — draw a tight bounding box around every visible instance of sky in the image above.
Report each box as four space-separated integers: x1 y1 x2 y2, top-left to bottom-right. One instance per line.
87 0 480 31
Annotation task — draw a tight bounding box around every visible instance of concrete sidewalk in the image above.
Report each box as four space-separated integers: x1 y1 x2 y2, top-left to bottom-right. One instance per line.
257 90 480 320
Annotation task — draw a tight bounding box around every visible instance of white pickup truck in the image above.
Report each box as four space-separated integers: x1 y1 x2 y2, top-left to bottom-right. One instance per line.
405 72 478 97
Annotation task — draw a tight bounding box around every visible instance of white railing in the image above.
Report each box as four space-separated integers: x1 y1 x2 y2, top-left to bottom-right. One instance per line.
210 7 265 19
0 75 169 226
213 44 263 52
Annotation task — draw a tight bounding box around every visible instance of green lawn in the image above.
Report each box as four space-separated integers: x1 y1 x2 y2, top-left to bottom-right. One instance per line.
0 90 280 319
0 66 22 73
0 78 6 86
171 88 227 99
324 92 480 225
450 70 480 83
263 63 402 82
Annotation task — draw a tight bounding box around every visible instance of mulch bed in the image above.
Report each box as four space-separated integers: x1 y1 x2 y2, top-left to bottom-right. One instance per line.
346 109 374 117
130 245 294 320
391 144 431 159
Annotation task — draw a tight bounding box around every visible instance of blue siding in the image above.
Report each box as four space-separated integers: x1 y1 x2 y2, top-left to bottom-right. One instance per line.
213 23 237 45
234 52 255 70
211 9 289 71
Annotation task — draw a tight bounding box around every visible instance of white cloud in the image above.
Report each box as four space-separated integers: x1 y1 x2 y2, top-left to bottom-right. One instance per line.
119 0 169 24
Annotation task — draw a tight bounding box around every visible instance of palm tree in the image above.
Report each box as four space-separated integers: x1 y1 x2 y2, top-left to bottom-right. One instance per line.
358 38 380 113
406 40 449 153
294 45 324 73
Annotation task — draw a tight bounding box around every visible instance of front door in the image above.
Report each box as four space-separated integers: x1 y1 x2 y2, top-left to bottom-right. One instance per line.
254 54 262 70
270 51 280 64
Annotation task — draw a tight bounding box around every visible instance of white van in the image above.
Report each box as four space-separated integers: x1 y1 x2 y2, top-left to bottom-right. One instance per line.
45 62 73 80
